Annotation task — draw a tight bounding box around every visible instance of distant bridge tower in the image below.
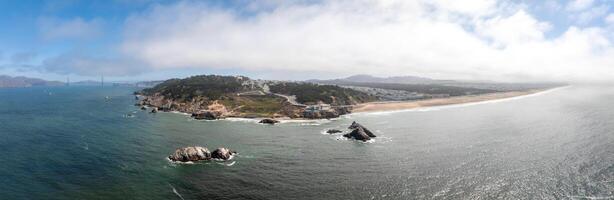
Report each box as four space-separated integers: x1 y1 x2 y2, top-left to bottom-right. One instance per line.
66 76 70 86
101 75 104 87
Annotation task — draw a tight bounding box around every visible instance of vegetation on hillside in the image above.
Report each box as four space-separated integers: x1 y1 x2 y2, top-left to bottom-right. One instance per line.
140 75 250 101
219 95 286 117
269 82 376 105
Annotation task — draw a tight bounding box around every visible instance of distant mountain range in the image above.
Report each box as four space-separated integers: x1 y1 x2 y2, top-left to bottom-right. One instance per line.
310 74 448 85
309 74 564 91
0 75 64 88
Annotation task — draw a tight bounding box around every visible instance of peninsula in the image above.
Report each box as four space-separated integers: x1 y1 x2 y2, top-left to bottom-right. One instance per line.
135 75 563 119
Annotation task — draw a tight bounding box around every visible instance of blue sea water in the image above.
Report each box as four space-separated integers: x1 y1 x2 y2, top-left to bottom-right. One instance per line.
0 86 613 199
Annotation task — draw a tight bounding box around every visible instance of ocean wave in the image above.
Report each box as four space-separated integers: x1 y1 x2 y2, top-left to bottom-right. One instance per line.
169 184 186 200
223 117 260 123
280 118 334 124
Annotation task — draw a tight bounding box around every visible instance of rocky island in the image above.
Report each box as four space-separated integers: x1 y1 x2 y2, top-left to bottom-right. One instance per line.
135 75 376 120
168 146 237 162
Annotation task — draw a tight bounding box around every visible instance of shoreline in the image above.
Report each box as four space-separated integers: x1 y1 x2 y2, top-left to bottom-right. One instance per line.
142 87 562 122
352 88 554 113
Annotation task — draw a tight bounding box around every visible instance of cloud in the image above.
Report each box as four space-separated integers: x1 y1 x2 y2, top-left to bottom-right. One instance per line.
116 0 614 82
606 13 614 24
566 0 595 11
572 4 609 24
475 10 551 47
38 17 104 40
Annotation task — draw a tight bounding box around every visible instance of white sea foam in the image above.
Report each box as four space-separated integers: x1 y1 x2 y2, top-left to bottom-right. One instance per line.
223 117 260 123
169 184 186 200
169 111 191 116
218 161 236 166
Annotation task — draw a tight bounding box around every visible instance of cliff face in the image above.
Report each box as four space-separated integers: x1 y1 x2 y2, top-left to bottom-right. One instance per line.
137 93 305 118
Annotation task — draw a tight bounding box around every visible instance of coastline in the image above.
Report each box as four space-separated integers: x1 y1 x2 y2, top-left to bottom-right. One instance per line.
142 87 563 121
352 88 553 113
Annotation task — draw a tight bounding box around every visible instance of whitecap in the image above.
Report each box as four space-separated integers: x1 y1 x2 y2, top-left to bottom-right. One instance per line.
169 184 186 200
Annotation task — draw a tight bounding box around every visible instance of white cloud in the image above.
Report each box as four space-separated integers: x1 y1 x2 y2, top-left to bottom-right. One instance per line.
427 0 498 17
606 13 614 24
566 0 595 11
119 0 614 83
572 4 609 24
476 10 551 47
38 17 104 40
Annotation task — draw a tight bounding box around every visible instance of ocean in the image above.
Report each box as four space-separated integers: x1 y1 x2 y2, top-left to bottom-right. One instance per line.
0 86 612 199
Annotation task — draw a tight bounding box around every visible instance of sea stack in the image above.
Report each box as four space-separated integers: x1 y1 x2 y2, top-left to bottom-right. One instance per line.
348 121 376 137
259 118 280 124
168 146 211 162
168 146 236 162
326 129 342 134
344 121 376 141
211 148 236 160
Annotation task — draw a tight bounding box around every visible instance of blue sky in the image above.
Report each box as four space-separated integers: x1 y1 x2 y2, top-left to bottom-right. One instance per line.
1 0 614 82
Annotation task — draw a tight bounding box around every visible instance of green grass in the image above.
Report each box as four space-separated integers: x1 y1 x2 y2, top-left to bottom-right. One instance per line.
220 95 285 115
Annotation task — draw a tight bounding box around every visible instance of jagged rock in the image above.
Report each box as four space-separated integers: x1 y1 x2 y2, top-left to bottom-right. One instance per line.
151 107 158 113
259 118 280 124
343 127 371 141
140 106 147 110
326 129 342 134
192 111 218 120
348 121 376 137
211 148 236 160
168 146 211 162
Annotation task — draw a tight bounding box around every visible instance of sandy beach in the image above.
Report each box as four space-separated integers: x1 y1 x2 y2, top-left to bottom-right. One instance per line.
353 89 547 113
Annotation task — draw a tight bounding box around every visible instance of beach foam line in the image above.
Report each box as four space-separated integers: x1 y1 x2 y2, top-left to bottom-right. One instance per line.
350 86 568 116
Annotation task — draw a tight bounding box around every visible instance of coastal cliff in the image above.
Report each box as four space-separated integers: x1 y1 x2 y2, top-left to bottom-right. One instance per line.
135 75 375 119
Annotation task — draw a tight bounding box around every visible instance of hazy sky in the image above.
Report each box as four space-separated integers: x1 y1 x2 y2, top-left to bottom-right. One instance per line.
1 0 614 82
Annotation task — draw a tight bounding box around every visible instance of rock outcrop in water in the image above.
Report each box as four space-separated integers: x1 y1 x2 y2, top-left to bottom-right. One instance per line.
168 146 236 162
348 121 376 137
259 118 280 124
211 148 236 160
168 146 211 162
151 107 158 113
343 121 376 141
343 127 372 141
326 129 342 134
192 111 219 120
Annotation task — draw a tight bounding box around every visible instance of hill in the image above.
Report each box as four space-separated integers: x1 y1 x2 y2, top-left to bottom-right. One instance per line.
136 75 376 119
0 75 64 88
